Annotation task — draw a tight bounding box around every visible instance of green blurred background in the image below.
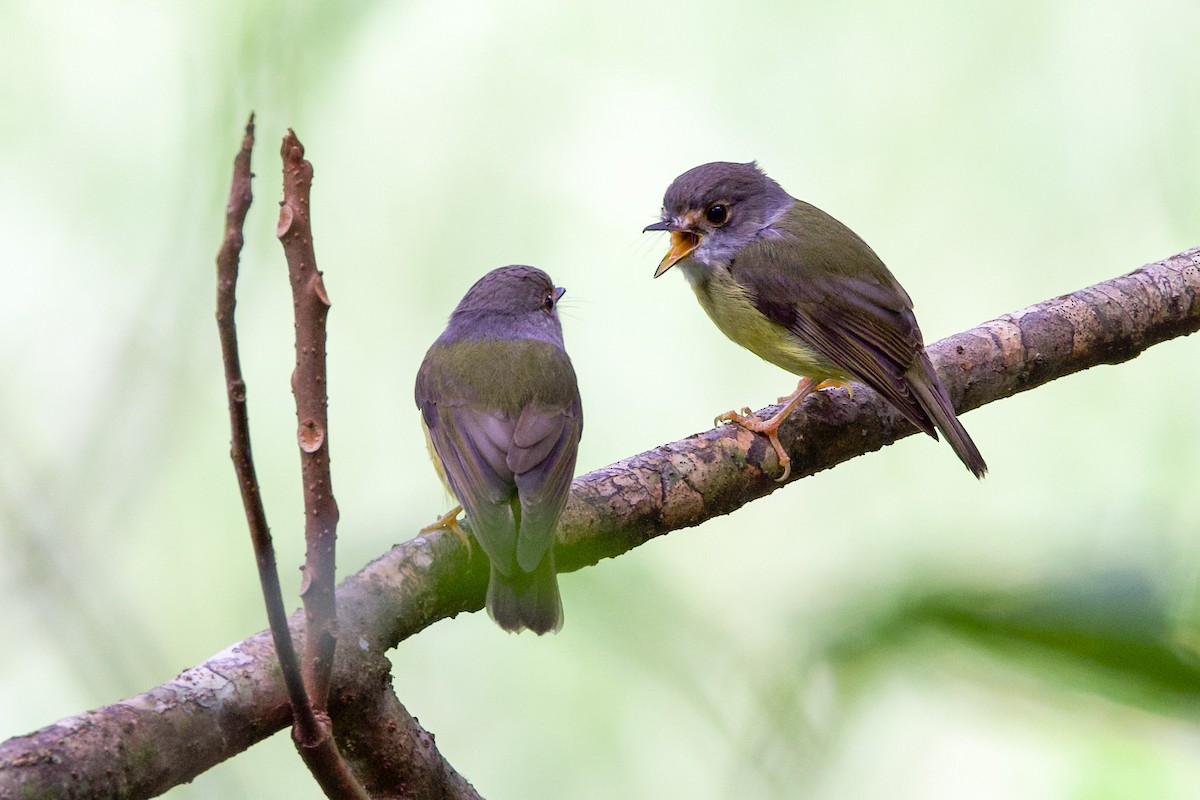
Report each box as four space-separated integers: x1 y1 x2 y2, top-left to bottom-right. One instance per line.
3 1 1199 797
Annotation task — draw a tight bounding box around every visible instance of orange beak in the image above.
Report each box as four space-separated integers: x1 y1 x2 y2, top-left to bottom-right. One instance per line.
653 230 700 278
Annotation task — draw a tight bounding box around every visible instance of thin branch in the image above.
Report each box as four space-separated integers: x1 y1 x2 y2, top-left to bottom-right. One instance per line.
2 246 1196 798
215 120 367 799
273 133 367 798
277 130 341 714
214 112 320 744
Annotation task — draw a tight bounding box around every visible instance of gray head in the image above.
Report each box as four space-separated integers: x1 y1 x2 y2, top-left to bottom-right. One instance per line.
644 161 794 276
443 265 567 346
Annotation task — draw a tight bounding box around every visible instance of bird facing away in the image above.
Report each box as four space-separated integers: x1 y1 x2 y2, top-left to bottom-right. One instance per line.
415 266 583 634
645 161 985 481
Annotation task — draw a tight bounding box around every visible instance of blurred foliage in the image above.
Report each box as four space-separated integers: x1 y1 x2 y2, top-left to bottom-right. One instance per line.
895 571 1200 709
819 567 1200 723
2 1 1199 798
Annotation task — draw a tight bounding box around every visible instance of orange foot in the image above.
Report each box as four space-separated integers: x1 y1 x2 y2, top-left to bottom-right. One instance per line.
421 504 472 559
716 378 850 483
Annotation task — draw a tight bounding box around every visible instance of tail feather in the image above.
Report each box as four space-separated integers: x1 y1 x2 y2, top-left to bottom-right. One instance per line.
908 353 987 478
487 552 563 635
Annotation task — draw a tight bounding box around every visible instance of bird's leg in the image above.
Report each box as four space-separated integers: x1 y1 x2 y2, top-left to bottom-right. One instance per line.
716 377 821 482
717 378 853 482
420 504 472 559
782 379 850 402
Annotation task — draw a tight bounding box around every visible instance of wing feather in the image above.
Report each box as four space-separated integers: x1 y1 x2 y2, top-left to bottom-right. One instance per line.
415 340 582 577
512 400 582 573
735 202 937 436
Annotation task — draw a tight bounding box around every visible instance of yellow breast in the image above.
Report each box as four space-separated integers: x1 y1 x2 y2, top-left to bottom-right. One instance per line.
421 417 454 496
689 267 848 383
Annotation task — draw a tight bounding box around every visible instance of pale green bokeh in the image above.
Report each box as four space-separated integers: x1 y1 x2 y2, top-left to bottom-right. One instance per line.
2 1 1199 798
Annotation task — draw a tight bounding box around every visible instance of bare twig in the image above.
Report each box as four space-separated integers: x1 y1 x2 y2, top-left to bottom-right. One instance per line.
277 130 341 712
214 112 319 743
214 119 367 800
2 248 1196 798
273 131 371 799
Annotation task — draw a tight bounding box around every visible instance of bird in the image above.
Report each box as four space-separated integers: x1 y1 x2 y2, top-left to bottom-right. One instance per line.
415 265 583 633
645 161 985 482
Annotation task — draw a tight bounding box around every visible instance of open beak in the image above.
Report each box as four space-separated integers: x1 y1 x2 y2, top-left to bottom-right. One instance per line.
643 220 700 278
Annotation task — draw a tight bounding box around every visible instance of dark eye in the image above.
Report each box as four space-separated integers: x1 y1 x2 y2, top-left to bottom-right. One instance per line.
541 292 556 313
705 203 729 226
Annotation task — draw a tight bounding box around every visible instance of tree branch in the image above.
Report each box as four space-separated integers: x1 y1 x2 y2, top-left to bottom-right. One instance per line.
216 120 368 799
274 129 375 800
277 129 342 714
215 114 323 743
1 246 1196 798
0 608 479 799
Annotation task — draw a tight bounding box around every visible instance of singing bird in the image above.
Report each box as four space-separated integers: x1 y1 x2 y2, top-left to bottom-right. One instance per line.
415 266 583 634
645 161 985 481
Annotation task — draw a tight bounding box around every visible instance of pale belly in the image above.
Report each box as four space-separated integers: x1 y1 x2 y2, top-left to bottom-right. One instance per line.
684 264 848 383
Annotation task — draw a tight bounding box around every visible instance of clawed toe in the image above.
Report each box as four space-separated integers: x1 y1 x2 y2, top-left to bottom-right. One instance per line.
421 505 472 559
712 377 826 481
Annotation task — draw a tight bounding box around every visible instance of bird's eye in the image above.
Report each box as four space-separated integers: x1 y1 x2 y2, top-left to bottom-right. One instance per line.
541 292 556 313
705 203 729 226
